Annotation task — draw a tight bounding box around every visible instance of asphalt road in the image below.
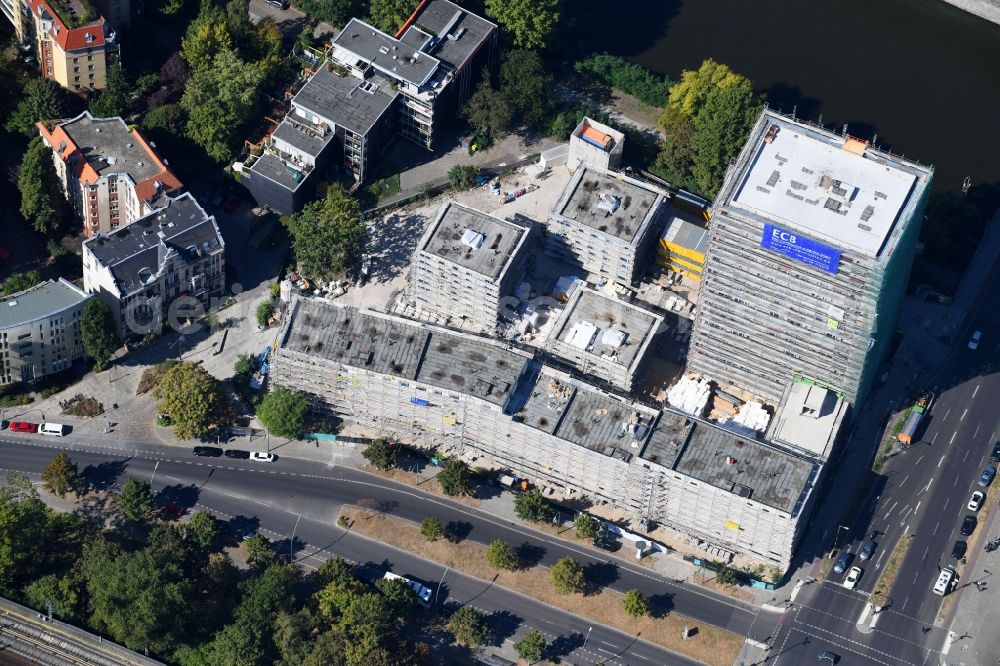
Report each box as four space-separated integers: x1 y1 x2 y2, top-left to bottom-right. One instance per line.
0 434 751 665
760 261 1000 666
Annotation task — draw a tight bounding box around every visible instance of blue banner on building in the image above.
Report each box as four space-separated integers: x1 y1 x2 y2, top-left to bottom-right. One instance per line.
760 224 840 274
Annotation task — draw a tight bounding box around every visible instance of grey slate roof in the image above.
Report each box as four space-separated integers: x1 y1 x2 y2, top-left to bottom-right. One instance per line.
293 65 398 136
410 0 496 72
0 278 88 329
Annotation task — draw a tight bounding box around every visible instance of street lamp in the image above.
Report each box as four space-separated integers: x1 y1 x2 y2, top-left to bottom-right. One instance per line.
289 512 302 563
434 565 450 607
583 626 593 650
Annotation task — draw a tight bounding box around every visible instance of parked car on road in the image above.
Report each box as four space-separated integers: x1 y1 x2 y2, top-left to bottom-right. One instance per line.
859 540 877 561
250 451 276 462
968 330 982 350
952 540 967 559
225 449 250 459
833 551 853 574
979 466 996 487
961 515 977 536
9 421 37 433
39 422 67 436
991 442 1000 463
193 446 224 457
817 650 839 663
843 566 862 590
968 491 985 511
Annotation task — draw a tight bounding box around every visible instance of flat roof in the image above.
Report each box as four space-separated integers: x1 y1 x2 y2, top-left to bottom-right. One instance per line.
84 193 222 296
729 112 928 258
649 410 817 514
250 152 309 192
272 118 332 158
0 278 88 329
554 167 665 243
766 380 848 461
418 202 528 280
411 0 496 72
660 213 708 254
550 287 661 374
333 17 440 88
293 65 397 136
59 112 162 183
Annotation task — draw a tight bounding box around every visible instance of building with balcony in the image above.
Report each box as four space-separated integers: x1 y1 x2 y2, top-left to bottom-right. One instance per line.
0 278 90 385
244 0 497 214
82 193 224 338
686 109 933 405
545 166 668 286
38 111 183 236
408 201 534 334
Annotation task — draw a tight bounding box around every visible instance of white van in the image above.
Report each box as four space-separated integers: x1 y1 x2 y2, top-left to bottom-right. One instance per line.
39 422 67 437
383 571 433 607
933 567 956 596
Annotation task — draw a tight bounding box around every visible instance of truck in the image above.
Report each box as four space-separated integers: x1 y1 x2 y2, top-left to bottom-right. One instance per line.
898 391 933 446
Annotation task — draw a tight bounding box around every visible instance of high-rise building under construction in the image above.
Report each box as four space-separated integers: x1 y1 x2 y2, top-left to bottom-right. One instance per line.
688 110 933 405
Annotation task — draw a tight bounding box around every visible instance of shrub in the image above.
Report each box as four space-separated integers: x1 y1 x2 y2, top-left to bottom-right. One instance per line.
623 589 649 617
62 396 104 417
256 301 275 328
574 513 600 540
362 438 399 471
137 360 178 394
486 540 518 571
514 489 553 523
549 556 585 594
448 164 479 191
576 53 672 107
420 517 444 542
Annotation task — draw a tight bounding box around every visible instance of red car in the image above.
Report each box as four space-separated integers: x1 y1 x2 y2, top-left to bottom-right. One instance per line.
10 421 38 433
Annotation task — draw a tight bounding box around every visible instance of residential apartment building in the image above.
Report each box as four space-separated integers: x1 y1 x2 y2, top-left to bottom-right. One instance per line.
0 278 90 385
408 201 534 334
39 112 183 236
545 166 667 286
271 297 824 569
82 193 225 338
544 286 662 391
245 0 498 214
687 110 933 405
20 0 120 93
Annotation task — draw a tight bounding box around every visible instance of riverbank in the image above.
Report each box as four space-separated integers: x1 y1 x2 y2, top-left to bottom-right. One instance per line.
942 0 1000 24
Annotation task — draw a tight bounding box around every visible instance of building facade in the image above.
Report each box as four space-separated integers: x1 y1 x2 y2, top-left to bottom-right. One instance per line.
687 110 933 405
408 201 533 334
0 278 90 385
656 212 708 281
38 112 183 236
568 117 624 173
546 166 667 286
22 0 120 93
245 0 498 214
82 193 224 338
271 297 821 568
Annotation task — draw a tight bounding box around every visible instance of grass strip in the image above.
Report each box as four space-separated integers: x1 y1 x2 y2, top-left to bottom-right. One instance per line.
871 534 914 606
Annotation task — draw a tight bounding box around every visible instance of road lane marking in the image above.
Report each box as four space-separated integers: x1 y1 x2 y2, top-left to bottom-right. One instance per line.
923 545 930 560
899 506 912 523
932 522 939 536
943 408 951 421
961 408 968 421
875 548 887 570
939 454 947 467
925 479 933 493
914 500 921 515
964 449 970 462
975 424 981 439
932 432 939 444
916 454 924 465
973 384 980 398
944 497 950 511
883 500 898 520
949 432 956 445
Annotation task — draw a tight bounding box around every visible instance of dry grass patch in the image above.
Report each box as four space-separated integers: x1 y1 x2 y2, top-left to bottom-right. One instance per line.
360 465 482 507
872 534 913 606
341 506 743 666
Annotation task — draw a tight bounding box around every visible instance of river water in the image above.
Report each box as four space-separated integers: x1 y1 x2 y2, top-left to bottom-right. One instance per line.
566 0 1000 192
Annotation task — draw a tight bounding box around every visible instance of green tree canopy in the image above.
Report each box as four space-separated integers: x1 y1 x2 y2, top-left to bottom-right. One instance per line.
154 361 228 439
0 473 53 594
436 458 472 497
420 517 444 542
499 49 556 128
244 533 275 568
367 0 418 34
485 0 559 50
187 511 220 548
447 605 490 647
461 73 512 141
314 556 356 588
282 184 364 281
514 488 553 523
142 103 187 138
362 438 399 471
257 385 310 439
666 58 753 120
6 78 66 134
295 0 353 25
575 53 672 107
650 106 699 193
41 450 81 497
23 572 82 620
89 66 130 118
448 164 479 191
691 82 761 196
182 0 233 70
374 576 419 621
18 136 66 234
622 588 649 617
549 556 585 595
316 579 366 623
485 539 518 570
234 353 254 378
573 512 599 540
116 478 153 522
256 300 275 328
81 298 118 370
1 271 42 296
514 627 547 662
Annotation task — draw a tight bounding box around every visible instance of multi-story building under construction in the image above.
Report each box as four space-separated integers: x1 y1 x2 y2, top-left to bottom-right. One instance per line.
687 109 933 405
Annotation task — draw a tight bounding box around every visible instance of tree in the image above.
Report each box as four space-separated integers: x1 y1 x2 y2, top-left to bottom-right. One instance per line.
18 136 66 234
448 164 479 191
651 106 699 193
1 272 41 296
368 0 417 33
316 579 366 622
89 66 130 118
420 517 444 542
274 608 319 666
485 539 518 570
282 184 364 281
362 438 399 471
181 49 266 163
514 489 553 523
182 0 233 70
375 576 419 620
920 192 987 268
234 353 254 378
6 78 66 134
41 451 80 497
0 473 53 594
666 58 754 120
257 386 309 439
622 589 649 618
499 49 556 128
314 556 355 588
485 0 559 50
154 361 228 439
256 301 275 328
447 605 490 647
691 82 761 197
716 564 737 586
244 533 275 567
436 458 471 496
188 511 220 548
573 512 600 540
462 73 512 141
143 103 187 137
294 0 353 25
549 556 585 594
81 299 118 371
117 478 153 521
514 628 547 662
23 572 82 620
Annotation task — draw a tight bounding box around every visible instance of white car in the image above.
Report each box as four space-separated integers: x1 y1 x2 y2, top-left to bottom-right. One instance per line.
249 451 276 462
969 331 982 350
968 491 985 512
843 566 862 590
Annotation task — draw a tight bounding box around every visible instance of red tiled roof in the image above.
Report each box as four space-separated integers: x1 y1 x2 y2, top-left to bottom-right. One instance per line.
133 127 183 203
28 0 106 52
